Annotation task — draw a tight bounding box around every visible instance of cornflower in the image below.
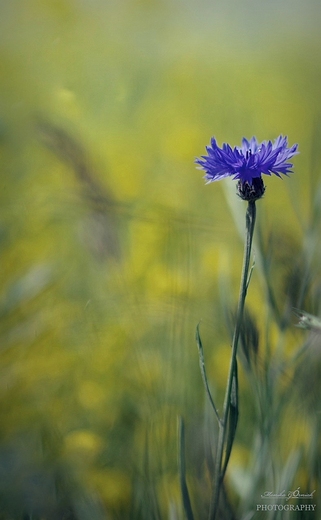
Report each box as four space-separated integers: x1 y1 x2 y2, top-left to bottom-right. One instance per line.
196 135 298 201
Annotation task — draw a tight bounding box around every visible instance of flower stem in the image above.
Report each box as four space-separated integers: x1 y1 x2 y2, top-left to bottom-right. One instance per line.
209 200 257 520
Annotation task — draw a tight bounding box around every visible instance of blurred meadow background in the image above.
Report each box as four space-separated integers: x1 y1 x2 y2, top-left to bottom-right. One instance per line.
1 0 321 518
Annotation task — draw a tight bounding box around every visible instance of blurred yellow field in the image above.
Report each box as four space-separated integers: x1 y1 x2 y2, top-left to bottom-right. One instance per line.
0 1 320 518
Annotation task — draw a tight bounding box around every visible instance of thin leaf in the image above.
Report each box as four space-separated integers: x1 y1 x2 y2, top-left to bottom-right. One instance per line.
196 323 222 425
246 257 255 290
178 417 195 520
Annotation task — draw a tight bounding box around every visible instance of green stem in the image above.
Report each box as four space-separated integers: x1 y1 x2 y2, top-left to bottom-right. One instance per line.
209 200 257 520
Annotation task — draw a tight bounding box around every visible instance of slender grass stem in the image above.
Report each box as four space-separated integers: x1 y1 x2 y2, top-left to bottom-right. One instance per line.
209 200 257 520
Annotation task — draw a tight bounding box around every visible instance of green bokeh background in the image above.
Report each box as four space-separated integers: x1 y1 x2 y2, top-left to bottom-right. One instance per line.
1 1 321 518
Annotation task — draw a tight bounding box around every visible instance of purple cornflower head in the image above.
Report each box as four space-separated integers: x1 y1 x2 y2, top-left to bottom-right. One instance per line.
196 136 299 201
